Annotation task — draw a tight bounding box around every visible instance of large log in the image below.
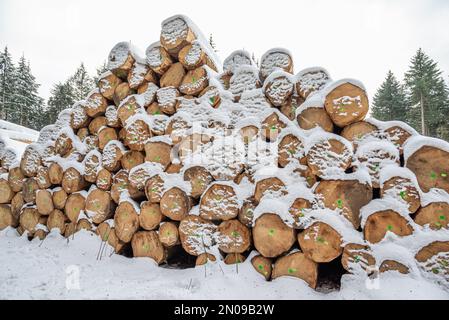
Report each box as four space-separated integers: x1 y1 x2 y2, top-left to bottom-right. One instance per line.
98 127 118 151
200 184 239 221
259 48 293 81
62 167 86 194
22 178 39 203
52 188 68 210
131 231 166 264
98 71 122 100
107 42 135 79
102 141 123 172
85 90 108 118
183 166 214 199
278 134 305 168
381 176 421 214
144 141 172 169
19 207 40 232
363 210 414 244
114 200 140 243
254 177 286 203
0 204 18 230
121 150 145 171
179 67 209 96
20 145 42 177
144 174 165 203
8 166 25 192
178 215 217 256
146 43 173 75
414 202 449 230
298 222 343 263
160 62 186 88
251 255 272 281
113 82 134 106
65 193 86 223
10 192 24 219
128 62 150 90
158 221 180 248
160 16 196 56
238 198 257 227
47 209 66 234
139 201 163 231
296 67 330 99
341 243 376 273
340 121 378 149
96 168 112 191
216 219 251 254
160 187 190 221
253 213 296 258
36 189 54 216
272 252 319 289
124 119 151 151
85 189 114 224
36 167 51 189
263 72 294 107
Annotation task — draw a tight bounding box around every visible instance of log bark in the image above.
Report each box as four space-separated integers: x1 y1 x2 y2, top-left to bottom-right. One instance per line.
251 255 272 281
183 166 214 199
379 260 409 274
217 219 251 254
363 210 414 244
65 192 86 223
415 241 449 277
253 213 295 258
298 222 343 263
414 202 449 230
200 184 239 221
272 252 318 289
139 201 163 231
36 189 54 216
131 231 166 264
178 215 217 256
114 201 140 243
158 221 180 247
160 187 191 221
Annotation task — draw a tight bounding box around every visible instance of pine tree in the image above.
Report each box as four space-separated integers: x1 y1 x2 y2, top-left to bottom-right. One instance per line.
0 47 17 121
404 49 449 139
209 34 217 52
68 63 94 101
93 61 108 83
46 81 75 126
372 71 407 122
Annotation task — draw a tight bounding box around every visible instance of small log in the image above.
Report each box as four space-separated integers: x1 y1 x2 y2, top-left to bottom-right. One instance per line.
280 100 298 121
98 71 122 100
32 229 47 240
298 222 343 263
217 219 251 254
146 44 173 75
315 179 373 229
0 204 18 230
144 141 172 169
254 177 286 203
19 207 40 232
76 127 89 141
259 49 293 81
238 198 257 227
98 127 118 151
160 62 186 88
179 67 208 96
156 86 180 115
166 118 190 144
83 135 99 152
166 163 183 174
120 151 144 172
131 231 166 264
160 187 191 221
253 213 296 258
0 178 14 204
22 178 39 203
47 209 66 234
160 16 196 56
324 81 369 127
379 260 409 274
158 221 180 247
381 176 421 214
107 42 135 79
138 82 159 108
8 166 25 192
105 105 120 128
83 151 101 183
183 166 214 199
251 255 272 281
341 243 376 273
272 252 319 289
96 168 112 191
52 188 68 210
65 193 86 223
364 210 414 244
406 145 449 194
415 241 449 277
224 253 246 265
229 66 261 98
178 42 206 70
278 134 305 167
96 221 112 242
102 141 123 172
63 222 76 238
87 116 107 135
293 165 317 188
296 68 330 99
414 202 449 230
111 170 144 203
36 190 54 216
85 90 108 118
70 103 89 130
200 184 239 221
196 253 216 266
76 218 92 232
48 162 64 185
297 106 334 133
11 192 24 218
340 121 378 149
263 72 294 107
85 189 114 224
128 62 150 90
36 167 51 189
20 145 42 177
113 82 134 106
261 112 287 142
384 125 414 154
145 174 165 203
107 228 126 254
124 119 151 151
114 201 140 243
146 102 162 116
178 215 217 256
117 95 143 125
62 168 86 194
139 201 163 231
288 198 312 229
54 133 73 156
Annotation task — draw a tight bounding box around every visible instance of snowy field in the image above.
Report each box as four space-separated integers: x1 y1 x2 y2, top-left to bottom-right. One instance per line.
0 119 39 156
0 228 448 300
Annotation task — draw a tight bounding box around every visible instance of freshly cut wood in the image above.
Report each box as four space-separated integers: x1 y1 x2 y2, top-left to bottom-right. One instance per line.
381 176 421 214
54 133 73 157
224 253 246 265
52 188 68 210
85 90 108 118
131 231 166 264
113 82 134 106
144 174 165 203
341 243 376 273
146 44 173 75
114 201 140 243
98 127 118 151
261 112 287 142
288 198 311 229
259 49 293 81
296 68 330 99
341 121 378 148
253 213 295 258
19 207 40 232
324 81 369 127
111 170 144 203
65 193 86 223
124 119 151 151
47 209 66 234
160 62 186 88
63 222 76 238
20 145 42 177
36 167 51 189
102 141 123 172
117 95 142 125
83 152 100 183
364 210 414 244
254 177 286 203
139 201 163 231
96 221 112 242
11 192 24 218
183 166 214 199
146 102 162 116
384 125 414 153
107 228 126 254
196 253 216 266
160 187 190 221
379 260 409 274
264 73 294 107
166 163 182 174
98 71 122 100
158 221 179 247
62 168 86 194
406 145 449 194
32 229 47 240
155 87 179 116
70 103 89 129
76 218 92 232
217 219 251 253
298 222 343 263
8 167 25 192
315 179 373 229
0 204 18 230
166 118 190 144
200 184 239 221
121 150 144 171
178 215 217 256
22 178 39 203
86 189 114 224
278 134 305 168
238 198 257 227
306 136 353 178
179 67 208 96
178 42 205 70
414 202 449 230
293 165 317 188
83 135 99 152
107 42 135 79
0 178 14 204
48 162 64 185
96 168 112 190
280 100 298 121
36 190 54 216
160 16 196 56
128 62 150 89
88 116 107 135
144 141 172 169
272 252 318 289
76 127 89 141
251 255 272 281
105 105 120 128
415 241 449 277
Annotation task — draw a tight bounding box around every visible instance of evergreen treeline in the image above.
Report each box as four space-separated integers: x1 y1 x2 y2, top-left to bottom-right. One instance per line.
373 49 449 141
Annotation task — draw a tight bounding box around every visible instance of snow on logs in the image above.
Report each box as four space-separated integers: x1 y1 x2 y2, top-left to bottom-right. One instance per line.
1 14 449 290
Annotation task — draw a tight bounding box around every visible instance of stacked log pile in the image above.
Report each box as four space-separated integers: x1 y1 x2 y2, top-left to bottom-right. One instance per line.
1 14 449 290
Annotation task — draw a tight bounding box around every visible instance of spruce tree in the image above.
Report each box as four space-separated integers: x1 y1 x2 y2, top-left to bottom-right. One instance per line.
404 49 449 139
46 81 75 126
0 47 17 121
209 34 217 52
372 71 407 122
68 63 94 101
93 61 108 83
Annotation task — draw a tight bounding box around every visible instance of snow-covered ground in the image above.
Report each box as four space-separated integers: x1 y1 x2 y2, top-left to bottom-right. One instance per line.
0 228 447 300
0 119 39 156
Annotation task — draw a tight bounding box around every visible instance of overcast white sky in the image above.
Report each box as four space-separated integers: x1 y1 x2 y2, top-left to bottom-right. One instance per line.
1 0 448 100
